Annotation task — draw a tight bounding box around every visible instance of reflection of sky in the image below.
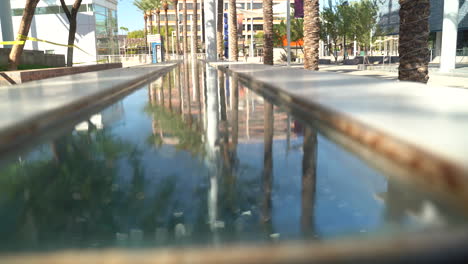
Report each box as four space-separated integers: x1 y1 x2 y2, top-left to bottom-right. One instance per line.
109 84 389 240
237 135 387 240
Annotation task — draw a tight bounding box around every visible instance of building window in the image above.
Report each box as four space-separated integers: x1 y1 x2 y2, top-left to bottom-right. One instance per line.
95 6 119 56
253 3 262 9
11 4 93 16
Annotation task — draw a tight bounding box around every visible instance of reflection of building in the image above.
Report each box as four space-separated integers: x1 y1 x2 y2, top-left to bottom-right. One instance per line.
1 0 119 64
75 101 124 131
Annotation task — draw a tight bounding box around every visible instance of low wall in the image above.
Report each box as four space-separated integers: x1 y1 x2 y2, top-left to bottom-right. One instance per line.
0 48 65 68
0 63 122 86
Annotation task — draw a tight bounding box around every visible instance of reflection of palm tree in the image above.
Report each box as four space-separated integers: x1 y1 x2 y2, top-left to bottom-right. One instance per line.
301 127 317 237
262 102 274 223
231 75 239 152
168 70 173 112
177 65 184 115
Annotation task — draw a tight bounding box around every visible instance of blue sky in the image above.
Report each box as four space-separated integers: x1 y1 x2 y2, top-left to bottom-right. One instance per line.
117 0 144 32
117 0 332 33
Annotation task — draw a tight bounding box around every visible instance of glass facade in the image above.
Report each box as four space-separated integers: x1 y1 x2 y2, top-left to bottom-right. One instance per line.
11 4 92 16
12 2 119 56
94 4 119 56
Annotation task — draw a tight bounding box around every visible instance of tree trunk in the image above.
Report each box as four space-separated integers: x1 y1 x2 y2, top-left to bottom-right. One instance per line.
8 0 41 71
164 6 169 58
217 0 224 59
148 11 154 34
182 0 188 55
60 0 82 67
144 13 148 47
173 0 181 55
398 0 430 83
263 0 273 65
192 0 198 53
303 0 320 70
228 0 238 61
156 9 161 34
66 19 77 67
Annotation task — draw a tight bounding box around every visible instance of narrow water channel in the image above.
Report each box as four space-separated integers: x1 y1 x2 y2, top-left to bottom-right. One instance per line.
0 62 464 253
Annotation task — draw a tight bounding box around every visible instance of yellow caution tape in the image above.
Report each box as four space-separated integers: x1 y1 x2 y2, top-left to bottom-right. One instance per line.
1 35 90 56
74 59 108 64
18 34 91 56
0 41 25 45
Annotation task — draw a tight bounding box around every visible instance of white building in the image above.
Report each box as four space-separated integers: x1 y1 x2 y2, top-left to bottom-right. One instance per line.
0 0 119 64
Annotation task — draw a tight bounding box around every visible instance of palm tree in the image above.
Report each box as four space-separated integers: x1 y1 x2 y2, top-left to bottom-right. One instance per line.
303 0 320 70
172 0 181 55
398 0 430 83
133 0 151 45
162 0 170 58
152 0 162 34
263 0 273 65
217 0 224 59
228 0 238 61
182 0 189 56
8 0 41 70
192 0 198 54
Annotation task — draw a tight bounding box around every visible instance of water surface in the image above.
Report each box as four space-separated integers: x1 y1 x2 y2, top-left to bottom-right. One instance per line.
0 63 464 253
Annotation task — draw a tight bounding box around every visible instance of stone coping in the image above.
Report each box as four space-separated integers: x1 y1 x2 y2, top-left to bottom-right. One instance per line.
0 62 178 154
0 228 467 264
213 62 468 210
0 63 123 86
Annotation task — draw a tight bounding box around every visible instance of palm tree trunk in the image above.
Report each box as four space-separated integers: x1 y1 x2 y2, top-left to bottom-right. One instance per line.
156 9 161 34
173 0 181 55
148 11 154 34
304 0 320 70
217 0 224 59
228 0 238 61
192 0 198 54
398 0 430 83
144 13 148 47
182 0 188 55
164 6 170 59
262 0 273 65
8 0 40 70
